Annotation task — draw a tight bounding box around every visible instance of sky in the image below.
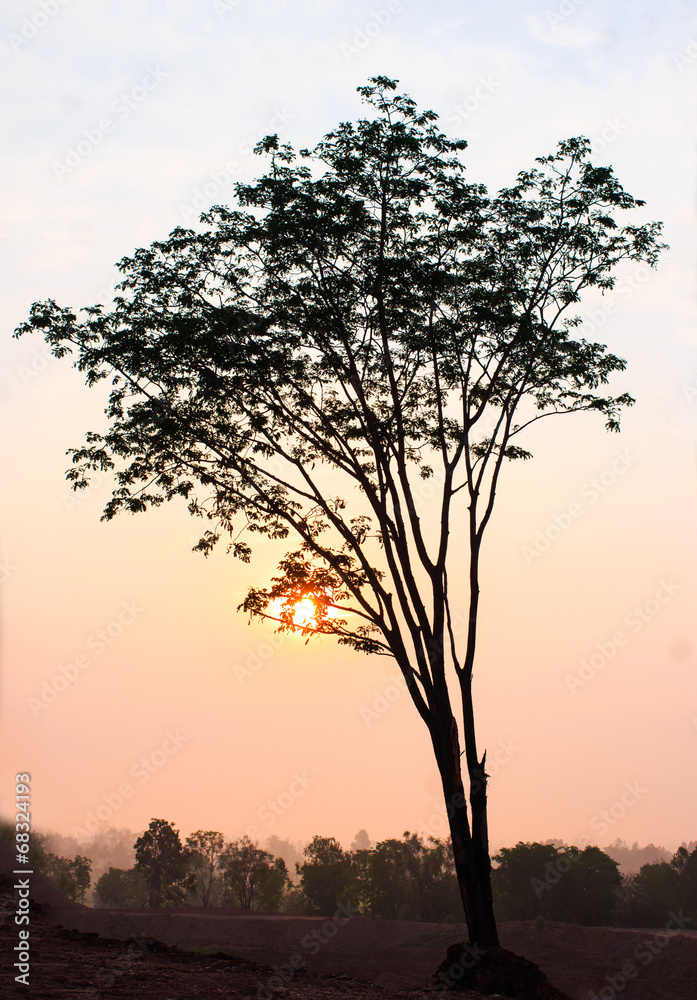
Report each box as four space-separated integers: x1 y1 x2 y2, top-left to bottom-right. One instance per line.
1 0 696 859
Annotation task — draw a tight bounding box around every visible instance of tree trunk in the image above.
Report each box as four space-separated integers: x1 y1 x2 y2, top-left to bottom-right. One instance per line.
431 715 499 949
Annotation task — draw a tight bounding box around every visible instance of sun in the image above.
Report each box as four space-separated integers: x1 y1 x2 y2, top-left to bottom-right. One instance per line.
269 594 322 631
291 597 317 627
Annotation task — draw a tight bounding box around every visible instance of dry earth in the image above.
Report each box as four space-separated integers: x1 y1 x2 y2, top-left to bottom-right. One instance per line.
2 848 697 1000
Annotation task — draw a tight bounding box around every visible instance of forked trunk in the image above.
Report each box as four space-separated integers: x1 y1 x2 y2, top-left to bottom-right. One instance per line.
431 715 499 949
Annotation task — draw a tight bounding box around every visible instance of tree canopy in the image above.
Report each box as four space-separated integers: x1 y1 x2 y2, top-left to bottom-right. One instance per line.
134 818 196 908
16 77 664 672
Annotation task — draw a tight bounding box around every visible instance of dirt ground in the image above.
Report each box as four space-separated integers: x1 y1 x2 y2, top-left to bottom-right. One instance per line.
3 852 697 1000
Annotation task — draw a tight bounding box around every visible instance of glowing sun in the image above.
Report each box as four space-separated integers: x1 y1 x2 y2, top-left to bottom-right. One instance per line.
291 597 317 627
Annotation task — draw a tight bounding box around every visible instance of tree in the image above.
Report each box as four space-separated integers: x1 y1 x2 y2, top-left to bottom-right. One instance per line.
680 847 697 921
256 855 290 912
296 835 353 915
94 866 148 909
185 829 225 906
493 842 621 925
350 829 373 852
220 835 277 910
603 839 671 874
79 826 137 876
69 855 93 904
43 852 92 903
264 835 304 882
15 76 665 959
492 842 562 921
134 818 196 908
558 846 621 926
626 860 680 926
366 832 460 921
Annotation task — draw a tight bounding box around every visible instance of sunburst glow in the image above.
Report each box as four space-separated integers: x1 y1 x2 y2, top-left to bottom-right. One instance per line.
292 597 317 627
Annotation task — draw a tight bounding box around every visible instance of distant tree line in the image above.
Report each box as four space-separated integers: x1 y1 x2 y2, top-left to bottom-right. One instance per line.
0 823 92 903
89 822 461 919
93 821 291 912
2 819 695 928
492 841 697 928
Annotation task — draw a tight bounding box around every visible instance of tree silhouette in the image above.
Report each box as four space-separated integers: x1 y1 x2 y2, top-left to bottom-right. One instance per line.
94 866 148 909
297 835 352 915
134 818 195 908
15 76 665 959
350 829 372 852
185 829 225 906
220 835 278 910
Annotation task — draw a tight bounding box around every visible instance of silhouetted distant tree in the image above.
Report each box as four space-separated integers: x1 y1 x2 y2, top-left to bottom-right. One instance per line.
680 847 697 920
264 835 304 882
256 856 290 911
185 830 225 906
17 75 665 958
493 842 562 921
350 829 373 852
94 866 148 909
346 845 373 915
43 853 92 903
551 846 621 926
603 839 671 874
220 836 276 910
134 819 196 908
297 836 352 915
493 842 620 925
624 846 697 926
366 832 459 921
